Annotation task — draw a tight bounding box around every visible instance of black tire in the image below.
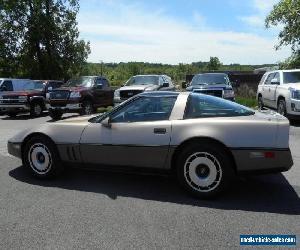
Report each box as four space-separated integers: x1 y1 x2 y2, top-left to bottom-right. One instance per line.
258 95 264 110
7 112 17 117
49 110 63 120
30 102 43 117
277 99 287 116
176 142 234 198
80 100 94 115
23 135 63 179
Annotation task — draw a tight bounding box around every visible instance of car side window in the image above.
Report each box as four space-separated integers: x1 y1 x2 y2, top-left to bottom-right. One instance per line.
110 96 177 123
264 73 275 85
1 80 13 91
272 73 280 84
95 78 104 89
184 93 254 119
48 82 62 90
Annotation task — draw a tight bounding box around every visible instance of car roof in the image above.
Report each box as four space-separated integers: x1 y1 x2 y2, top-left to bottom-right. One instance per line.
0 78 31 81
265 69 300 74
133 74 169 77
195 73 228 76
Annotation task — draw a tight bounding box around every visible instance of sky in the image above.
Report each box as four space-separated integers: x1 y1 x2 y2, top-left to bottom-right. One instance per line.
77 0 290 65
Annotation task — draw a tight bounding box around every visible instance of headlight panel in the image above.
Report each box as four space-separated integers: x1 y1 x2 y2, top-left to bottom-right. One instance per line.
223 89 235 98
114 89 120 98
290 89 300 100
18 96 28 102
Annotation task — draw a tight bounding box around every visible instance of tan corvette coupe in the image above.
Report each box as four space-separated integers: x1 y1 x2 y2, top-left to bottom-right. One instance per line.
8 92 293 198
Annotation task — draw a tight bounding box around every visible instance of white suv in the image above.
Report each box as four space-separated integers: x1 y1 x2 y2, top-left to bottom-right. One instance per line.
257 69 300 119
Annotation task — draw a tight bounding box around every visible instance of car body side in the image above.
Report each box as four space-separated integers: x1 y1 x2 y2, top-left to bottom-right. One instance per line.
8 92 293 174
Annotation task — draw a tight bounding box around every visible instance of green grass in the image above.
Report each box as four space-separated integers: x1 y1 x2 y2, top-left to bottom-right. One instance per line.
235 96 257 108
96 106 113 113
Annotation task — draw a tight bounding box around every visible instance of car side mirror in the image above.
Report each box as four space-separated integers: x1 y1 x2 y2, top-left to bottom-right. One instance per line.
271 78 280 85
47 86 53 91
182 81 187 89
101 117 111 128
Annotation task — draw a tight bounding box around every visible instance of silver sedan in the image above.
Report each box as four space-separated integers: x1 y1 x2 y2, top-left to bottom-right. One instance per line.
7 91 293 198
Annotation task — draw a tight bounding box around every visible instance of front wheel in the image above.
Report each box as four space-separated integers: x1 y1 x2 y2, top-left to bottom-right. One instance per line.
176 143 234 198
23 136 63 179
277 99 287 116
80 100 94 115
30 102 43 117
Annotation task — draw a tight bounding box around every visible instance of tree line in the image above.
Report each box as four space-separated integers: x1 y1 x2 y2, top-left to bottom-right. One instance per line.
0 0 299 84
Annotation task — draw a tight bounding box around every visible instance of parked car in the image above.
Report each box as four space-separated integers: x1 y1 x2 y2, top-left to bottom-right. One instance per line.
184 73 235 101
0 78 33 92
257 69 300 119
46 76 114 120
0 80 63 117
114 74 175 105
8 91 293 198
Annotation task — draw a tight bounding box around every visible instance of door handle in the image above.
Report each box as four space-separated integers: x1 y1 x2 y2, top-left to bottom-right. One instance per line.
154 128 166 134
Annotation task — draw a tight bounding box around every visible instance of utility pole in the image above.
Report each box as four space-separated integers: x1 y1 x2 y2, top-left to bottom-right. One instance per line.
100 60 103 76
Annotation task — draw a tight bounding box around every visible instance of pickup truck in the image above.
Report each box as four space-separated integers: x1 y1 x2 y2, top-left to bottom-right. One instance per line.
257 69 300 119
184 73 235 101
46 76 114 120
0 80 63 117
114 75 175 105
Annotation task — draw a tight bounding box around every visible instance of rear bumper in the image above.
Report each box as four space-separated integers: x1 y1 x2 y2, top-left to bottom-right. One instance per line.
7 141 22 159
232 148 293 174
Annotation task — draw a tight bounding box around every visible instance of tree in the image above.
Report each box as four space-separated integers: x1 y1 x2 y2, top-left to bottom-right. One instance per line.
207 57 222 71
0 0 90 79
266 0 300 68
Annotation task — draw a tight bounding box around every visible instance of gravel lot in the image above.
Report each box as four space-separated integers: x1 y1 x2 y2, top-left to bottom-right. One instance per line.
0 113 299 250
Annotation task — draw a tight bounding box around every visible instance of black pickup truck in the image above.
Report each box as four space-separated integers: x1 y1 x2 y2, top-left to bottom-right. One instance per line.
184 73 235 101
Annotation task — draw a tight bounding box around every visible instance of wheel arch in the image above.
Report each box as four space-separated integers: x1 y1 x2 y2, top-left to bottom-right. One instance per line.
277 95 285 104
170 137 237 173
30 96 46 109
21 132 57 161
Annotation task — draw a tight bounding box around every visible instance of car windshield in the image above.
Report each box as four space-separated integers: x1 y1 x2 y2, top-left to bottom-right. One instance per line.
283 71 300 84
23 81 44 90
191 74 229 86
65 77 94 87
126 76 159 86
185 93 255 118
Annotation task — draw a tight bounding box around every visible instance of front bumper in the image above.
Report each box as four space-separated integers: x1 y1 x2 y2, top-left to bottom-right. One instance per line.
232 148 293 174
0 104 30 112
46 103 82 112
7 141 22 159
286 98 300 117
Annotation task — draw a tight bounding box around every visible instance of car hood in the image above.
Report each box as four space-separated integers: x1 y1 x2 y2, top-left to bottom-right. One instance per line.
187 84 231 91
55 114 96 124
8 119 90 145
53 86 88 92
281 83 300 90
119 84 158 91
0 90 43 96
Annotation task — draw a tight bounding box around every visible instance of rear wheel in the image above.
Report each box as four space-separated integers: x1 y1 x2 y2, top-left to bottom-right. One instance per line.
49 110 63 120
176 142 234 198
80 100 94 115
30 102 43 117
258 96 264 110
23 136 63 179
277 99 287 116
